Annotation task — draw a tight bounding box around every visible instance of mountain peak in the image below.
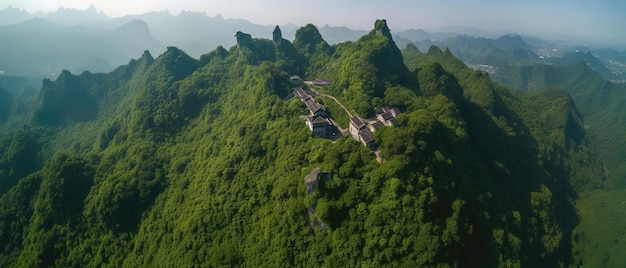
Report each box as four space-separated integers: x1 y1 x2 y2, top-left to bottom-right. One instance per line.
495 34 534 50
142 50 153 58
235 31 253 47
140 50 155 64
273 25 282 47
293 24 331 57
46 4 108 25
118 19 149 31
427 45 444 55
374 19 392 39
294 24 324 43
113 19 153 41
153 47 199 81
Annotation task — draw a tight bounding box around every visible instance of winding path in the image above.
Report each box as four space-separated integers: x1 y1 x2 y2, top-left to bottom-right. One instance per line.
317 93 353 118
309 88 384 163
309 89 353 136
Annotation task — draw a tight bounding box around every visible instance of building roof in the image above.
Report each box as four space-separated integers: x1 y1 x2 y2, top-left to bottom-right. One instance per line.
305 98 323 114
376 106 391 114
369 121 384 131
311 116 331 125
379 111 395 121
350 116 366 129
295 88 310 101
376 106 400 116
359 129 374 144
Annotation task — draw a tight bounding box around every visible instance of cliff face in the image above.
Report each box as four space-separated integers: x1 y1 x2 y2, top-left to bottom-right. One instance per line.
273 25 282 47
374 19 393 39
235 31 253 48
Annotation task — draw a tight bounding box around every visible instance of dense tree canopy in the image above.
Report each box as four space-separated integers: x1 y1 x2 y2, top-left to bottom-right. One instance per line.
0 20 609 267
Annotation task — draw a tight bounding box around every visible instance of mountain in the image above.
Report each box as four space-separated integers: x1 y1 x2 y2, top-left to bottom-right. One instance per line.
395 33 546 72
493 62 626 186
92 11 276 57
3 6 625 83
395 27 495 43
318 25 368 44
0 19 612 267
0 18 164 77
0 5 107 26
0 75 39 94
42 4 108 26
592 48 626 82
82 11 344 59
401 32 626 82
0 6 34 26
427 25 497 38
0 75 38 126
99 12 369 58
397 28 445 41
0 6 298 61
492 54 626 268
552 51 618 80
432 34 540 66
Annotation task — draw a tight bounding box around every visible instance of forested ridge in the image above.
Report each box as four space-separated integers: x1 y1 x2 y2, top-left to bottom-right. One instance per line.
492 62 626 266
0 20 607 266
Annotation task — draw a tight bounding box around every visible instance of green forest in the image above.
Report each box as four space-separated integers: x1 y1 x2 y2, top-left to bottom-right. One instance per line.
0 19 620 266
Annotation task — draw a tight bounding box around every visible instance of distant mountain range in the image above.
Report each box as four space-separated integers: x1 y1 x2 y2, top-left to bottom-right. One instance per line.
0 6 369 77
405 34 626 82
0 5 625 82
0 17 164 77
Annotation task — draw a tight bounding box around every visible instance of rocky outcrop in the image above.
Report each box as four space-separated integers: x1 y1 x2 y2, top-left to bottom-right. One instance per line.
272 25 282 47
235 31 252 48
374 19 393 39
304 168 331 231
304 168 321 195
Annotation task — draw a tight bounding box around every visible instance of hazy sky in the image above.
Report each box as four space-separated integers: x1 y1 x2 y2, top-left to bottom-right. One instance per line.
3 0 625 44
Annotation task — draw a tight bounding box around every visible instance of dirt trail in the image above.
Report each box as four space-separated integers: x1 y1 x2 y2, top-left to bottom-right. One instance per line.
317 93 353 118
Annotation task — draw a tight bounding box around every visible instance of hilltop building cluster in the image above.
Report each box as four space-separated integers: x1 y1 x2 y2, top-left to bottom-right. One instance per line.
349 116 375 149
294 88 340 140
349 106 400 150
376 106 400 126
287 79 400 151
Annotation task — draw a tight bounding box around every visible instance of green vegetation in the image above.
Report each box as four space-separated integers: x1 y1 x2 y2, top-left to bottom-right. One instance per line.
573 189 626 267
316 95 349 128
292 24 333 77
0 87 12 122
490 61 626 265
493 63 626 187
0 20 612 266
